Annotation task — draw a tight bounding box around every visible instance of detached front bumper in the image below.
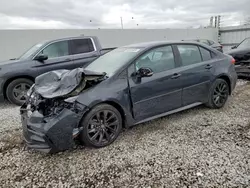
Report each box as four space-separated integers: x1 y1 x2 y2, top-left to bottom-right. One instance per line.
20 103 88 153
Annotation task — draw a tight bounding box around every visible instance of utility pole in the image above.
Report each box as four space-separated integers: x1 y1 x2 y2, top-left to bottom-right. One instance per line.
214 16 218 28
218 15 221 43
120 17 124 29
218 15 221 28
210 16 214 27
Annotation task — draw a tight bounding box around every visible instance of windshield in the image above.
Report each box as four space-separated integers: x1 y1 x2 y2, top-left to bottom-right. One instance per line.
237 38 250 49
85 47 142 76
19 42 45 60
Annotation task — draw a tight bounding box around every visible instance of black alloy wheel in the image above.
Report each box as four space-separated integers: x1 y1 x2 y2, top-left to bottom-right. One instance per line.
79 104 122 147
213 81 229 107
206 79 229 109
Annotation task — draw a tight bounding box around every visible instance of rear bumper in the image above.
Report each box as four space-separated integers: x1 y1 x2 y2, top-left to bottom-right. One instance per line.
20 103 88 153
231 70 237 90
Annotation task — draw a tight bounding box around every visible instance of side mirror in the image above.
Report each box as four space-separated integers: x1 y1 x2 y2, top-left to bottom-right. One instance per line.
34 54 48 61
136 67 153 78
231 45 237 49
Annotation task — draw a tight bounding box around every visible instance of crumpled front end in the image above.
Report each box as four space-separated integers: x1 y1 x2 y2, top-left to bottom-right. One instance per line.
20 96 88 153
20 68 106 153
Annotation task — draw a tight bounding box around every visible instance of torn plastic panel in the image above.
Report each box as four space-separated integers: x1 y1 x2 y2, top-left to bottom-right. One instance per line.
20 68 106 153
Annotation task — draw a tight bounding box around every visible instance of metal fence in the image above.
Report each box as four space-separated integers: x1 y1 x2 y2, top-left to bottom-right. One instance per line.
0 28 218 61
220 25 250 52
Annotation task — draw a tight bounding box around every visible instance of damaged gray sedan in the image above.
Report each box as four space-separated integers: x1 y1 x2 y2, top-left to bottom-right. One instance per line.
20 41 237 153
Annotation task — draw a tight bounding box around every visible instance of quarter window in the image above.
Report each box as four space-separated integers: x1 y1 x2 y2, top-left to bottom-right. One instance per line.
177 45 202 66
40 41 69 59
71 39 94 54
135 46 175 73
199 47 212 61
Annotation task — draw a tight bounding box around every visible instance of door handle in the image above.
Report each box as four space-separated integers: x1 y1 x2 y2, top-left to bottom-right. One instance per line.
171 73 181 79
65 58 72 61
205 64 213 69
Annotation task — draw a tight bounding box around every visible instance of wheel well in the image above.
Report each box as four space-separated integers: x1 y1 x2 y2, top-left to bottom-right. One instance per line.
217 75 231 94
3 76 34 98
102 101 126 128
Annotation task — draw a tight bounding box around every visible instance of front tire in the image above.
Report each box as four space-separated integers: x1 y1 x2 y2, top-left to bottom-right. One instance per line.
206 79 229 109
79 104 122 148
6 78 33 106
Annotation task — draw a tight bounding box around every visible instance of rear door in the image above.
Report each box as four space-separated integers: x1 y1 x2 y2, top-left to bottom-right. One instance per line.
34 40 74 75
70 38 100 68
128 45 182 121
174 44 215 106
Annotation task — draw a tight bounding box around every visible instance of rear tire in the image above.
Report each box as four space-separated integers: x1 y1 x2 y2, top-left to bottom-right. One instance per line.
79 104 122 148
206 79 229 109
6 78 33 106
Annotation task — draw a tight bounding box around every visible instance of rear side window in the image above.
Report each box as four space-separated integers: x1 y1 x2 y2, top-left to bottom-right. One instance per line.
71 39 95 55
177 45 202 66
199 47 212 61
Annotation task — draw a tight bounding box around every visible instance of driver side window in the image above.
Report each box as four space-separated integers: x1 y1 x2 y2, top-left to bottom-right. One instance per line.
135 46 175 73
39 41 69 59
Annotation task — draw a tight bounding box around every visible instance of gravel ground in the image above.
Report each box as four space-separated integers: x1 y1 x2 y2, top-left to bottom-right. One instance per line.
0 80 250 187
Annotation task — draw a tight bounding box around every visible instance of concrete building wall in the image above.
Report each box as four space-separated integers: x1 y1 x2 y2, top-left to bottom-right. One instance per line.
0 28 218 61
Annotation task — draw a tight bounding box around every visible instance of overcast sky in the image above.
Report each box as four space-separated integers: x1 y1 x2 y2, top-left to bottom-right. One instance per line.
0 0 249 29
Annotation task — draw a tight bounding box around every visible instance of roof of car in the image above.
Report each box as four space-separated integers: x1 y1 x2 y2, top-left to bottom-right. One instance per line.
123 40 202 48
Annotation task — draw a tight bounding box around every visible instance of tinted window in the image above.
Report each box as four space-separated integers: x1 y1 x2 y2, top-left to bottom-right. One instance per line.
199 39 210 45
199 47 211 61
40 41 69 58
135 46 175 73
177 45 202 66
71 39 94 54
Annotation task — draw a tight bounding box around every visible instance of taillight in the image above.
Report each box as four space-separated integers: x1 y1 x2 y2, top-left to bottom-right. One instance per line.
231 58 236 64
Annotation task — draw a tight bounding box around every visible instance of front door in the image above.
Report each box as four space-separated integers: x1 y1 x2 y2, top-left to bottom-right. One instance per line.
128 45 182 121
34 40 75 75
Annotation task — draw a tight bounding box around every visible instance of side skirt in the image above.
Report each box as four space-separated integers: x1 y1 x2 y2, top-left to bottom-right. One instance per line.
134 102 203 125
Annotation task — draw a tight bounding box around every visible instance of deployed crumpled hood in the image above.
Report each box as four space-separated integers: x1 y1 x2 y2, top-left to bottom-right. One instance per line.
33 68 106 99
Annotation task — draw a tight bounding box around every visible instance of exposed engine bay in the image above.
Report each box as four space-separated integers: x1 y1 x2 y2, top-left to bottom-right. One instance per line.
20 68 107 153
